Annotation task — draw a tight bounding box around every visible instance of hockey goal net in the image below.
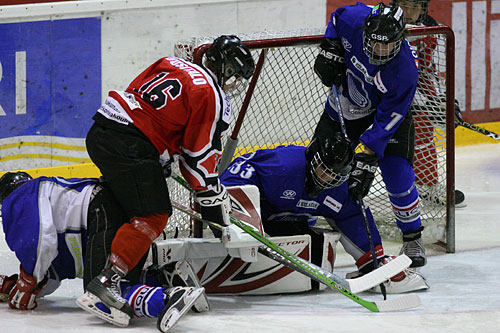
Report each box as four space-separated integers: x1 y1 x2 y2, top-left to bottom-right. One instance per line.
167 26 456 253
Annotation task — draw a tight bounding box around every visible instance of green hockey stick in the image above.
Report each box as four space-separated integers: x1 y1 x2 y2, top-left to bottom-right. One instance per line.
170 173 421 312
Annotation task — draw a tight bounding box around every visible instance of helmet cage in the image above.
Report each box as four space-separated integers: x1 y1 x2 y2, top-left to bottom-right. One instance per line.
309 152 350 189
390 0 429 25
205 35 255 90
362 33 403 65
363 3 406 65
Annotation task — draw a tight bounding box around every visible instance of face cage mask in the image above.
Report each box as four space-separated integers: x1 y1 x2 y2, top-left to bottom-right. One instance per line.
393 0 428 25
363 32 403 65
309 152 350 190
223 75 249 98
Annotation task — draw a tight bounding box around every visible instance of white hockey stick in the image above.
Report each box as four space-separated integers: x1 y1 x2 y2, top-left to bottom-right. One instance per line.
170 197 419 311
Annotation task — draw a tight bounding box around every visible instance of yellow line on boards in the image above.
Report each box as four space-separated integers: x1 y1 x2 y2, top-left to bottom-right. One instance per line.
0 154 91 163
0 141 87 151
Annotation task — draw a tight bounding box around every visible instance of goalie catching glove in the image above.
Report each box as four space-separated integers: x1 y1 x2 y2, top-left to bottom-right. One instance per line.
314 38 346 88
8 265 48 310
194 182 231 228
348 153 378 199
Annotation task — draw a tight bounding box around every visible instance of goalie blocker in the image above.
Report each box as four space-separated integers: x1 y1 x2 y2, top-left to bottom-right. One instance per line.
154 185 340 294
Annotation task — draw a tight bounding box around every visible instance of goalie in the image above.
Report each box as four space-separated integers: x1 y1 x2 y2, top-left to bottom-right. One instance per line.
212 134 429 294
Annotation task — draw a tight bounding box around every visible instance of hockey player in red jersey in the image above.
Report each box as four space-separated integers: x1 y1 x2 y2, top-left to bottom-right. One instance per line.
389 0 465 267
77 35 255 328
392 0 466 208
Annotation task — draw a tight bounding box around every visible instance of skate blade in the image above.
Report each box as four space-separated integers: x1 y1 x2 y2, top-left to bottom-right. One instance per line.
157 288 204 332
175 261 210 313
76 292 130 328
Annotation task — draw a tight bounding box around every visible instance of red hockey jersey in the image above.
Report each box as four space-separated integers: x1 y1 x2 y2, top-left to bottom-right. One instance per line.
97 57 232 191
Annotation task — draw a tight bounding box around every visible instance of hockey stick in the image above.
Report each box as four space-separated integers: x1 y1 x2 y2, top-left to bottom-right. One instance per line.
170 174 420 311
219 49 268 173
170 172 410 293
457 120 500 141
331 84 387 299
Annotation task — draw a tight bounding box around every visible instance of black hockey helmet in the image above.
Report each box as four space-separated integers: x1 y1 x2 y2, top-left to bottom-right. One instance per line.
205 35 255 88
0 171 32 203
363 3 406 65
305 133 354 198
390 0 429 25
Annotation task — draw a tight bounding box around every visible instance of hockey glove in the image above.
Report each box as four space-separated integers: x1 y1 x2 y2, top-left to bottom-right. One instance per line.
348 153 378 200
425 95 463 128
454 99 463 127
0 274 18 302
8 266 48 310
194 182 231 228
314 38 346 88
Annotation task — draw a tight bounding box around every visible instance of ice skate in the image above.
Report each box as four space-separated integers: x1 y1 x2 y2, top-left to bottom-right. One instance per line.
162 260 210 313
400 227 427 268
76 264 133 327
420 186 466 208
157 286 205 332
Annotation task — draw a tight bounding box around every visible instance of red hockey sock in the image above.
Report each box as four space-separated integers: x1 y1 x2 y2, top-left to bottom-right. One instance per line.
110 213 169 273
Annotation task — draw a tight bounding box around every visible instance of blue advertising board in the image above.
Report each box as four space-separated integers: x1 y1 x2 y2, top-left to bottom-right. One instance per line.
0 17 101 139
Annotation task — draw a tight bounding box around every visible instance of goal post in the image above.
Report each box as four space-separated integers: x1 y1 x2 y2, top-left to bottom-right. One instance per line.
170 26 456 253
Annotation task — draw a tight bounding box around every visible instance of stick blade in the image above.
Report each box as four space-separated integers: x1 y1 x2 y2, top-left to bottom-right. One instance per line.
347 254 412 293
374 293 421 312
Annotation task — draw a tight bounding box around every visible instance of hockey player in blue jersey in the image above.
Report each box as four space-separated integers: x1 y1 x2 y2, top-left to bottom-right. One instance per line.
0 172 207 332
219 134 428 293
312 2 426 268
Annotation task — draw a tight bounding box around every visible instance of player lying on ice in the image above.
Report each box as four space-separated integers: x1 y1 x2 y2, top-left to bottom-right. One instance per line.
0 172 209 332
153 134 429 295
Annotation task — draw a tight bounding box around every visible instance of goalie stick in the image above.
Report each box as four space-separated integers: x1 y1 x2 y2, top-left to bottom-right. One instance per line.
170 174 420 312
457 120 500 141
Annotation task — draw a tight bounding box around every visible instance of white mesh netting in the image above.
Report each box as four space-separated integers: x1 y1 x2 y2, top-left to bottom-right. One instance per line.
167 27 453 248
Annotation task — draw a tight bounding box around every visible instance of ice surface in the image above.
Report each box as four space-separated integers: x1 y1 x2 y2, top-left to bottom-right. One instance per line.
1 143 499 333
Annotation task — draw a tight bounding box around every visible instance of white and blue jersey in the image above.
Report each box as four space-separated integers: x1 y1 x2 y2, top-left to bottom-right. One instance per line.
219 145 382 254
1 177 96 284
324 2 419 158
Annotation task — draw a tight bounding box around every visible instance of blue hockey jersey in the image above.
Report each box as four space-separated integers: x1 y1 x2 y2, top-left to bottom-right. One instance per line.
324 2 419 158
219 145 381 253
1 177 97 284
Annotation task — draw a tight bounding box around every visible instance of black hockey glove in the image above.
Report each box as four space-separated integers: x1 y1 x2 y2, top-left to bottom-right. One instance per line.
194 183 231 227
348 153 378 200
454 99 463 127
424 95 463 129
314 38 346 88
